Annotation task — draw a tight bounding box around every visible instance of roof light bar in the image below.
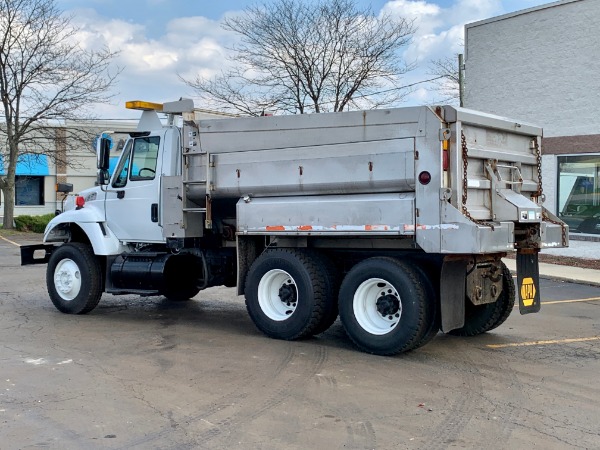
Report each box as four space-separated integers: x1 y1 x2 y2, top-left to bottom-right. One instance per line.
125 100 164 111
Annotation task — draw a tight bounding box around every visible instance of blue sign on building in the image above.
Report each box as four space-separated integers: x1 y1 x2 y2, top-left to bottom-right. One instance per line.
0 154 49 176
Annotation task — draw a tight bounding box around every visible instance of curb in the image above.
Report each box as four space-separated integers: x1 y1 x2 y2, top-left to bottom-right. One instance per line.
503 259 600 287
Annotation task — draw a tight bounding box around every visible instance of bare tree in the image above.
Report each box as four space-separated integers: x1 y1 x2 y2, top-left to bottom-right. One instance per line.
0 0 119 229
428 54 461 105
184 0 415 116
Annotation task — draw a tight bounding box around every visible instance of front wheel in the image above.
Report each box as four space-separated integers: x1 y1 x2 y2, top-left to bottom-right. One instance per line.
46 243 103 314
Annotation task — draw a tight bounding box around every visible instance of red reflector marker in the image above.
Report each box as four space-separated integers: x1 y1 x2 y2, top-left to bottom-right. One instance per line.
418 171 431 185
75 196 85 208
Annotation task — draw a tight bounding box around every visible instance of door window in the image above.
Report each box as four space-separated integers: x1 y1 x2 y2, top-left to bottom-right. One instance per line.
112 139 133 188
130 137 160 181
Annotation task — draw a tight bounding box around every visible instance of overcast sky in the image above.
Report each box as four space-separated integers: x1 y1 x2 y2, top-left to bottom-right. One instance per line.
55 0 552 118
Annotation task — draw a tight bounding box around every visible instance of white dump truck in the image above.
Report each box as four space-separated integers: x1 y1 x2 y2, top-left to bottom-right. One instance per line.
21 99 568 355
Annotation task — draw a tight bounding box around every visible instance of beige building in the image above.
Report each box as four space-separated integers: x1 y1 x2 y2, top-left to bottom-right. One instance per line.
1 120 136 219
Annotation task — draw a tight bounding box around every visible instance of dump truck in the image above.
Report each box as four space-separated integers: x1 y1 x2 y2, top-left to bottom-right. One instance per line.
20 99 568 355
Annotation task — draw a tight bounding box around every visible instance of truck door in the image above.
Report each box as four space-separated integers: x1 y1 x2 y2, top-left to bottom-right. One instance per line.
104 133 164 243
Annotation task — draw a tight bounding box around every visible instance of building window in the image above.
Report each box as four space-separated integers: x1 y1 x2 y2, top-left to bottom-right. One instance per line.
557 155 600 234
15 176 44 206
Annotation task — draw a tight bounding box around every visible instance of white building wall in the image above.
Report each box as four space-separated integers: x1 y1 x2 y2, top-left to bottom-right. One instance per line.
541 154 557 214
464 0 600 138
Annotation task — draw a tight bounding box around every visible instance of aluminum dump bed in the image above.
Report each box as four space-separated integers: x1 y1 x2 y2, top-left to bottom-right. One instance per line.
178 106 567 254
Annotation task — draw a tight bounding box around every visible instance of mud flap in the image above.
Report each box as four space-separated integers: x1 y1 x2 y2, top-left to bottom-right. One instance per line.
440 258 467 332
516 250 541 314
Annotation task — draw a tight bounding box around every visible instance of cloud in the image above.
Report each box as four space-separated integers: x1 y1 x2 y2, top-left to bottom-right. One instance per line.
383 0 502 62
60 0 546 116
66 9 241 116
379 0 508 106
382 0 443 36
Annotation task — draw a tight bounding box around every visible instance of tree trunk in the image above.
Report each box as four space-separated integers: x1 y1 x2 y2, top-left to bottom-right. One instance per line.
1 183 15 229
1 143 18 230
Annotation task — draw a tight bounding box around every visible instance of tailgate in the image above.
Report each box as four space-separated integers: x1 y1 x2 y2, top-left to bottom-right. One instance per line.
450 107 542 223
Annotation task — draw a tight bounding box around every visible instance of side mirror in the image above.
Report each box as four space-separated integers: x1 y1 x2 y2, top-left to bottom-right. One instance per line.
97 168 110 186
96 137 111 171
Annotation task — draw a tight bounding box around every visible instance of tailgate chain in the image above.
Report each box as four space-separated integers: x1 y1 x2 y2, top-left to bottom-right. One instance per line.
532 137 544 199
461 131 495 230
532 138 568 247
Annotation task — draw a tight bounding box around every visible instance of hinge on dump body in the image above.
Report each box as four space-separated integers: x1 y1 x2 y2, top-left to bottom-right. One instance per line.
439 128 451 141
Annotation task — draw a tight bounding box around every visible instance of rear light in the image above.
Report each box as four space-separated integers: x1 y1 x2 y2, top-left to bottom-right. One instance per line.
75 196 85 209
442 140 450 171
418 171 431 185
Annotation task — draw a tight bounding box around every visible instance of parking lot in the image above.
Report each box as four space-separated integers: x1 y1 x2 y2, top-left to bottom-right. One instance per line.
1 233 600 449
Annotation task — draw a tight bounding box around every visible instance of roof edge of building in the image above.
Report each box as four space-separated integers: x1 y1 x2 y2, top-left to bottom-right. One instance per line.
465 0 583 30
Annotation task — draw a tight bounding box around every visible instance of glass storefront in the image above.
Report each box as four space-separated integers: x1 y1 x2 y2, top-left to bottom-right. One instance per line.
15 176 44 206
557 154 600 234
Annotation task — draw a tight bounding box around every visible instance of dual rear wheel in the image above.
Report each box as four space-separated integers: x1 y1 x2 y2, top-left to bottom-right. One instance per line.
245 251 438 355
245 251 515 355
244 249 338 340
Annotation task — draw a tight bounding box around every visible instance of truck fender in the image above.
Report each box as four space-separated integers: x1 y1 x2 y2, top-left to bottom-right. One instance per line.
44 210 125 256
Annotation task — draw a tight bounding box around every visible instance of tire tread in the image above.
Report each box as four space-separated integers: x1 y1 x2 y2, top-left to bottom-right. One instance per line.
47 242 103 314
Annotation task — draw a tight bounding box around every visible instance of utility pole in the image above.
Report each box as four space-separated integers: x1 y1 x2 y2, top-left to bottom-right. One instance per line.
458 53 465 107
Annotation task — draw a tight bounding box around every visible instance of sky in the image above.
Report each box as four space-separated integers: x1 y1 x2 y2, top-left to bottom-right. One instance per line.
54 0 553 119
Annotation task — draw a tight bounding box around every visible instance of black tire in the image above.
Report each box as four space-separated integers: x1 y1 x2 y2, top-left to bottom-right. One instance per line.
338 257 434 356
410 262 440 350
310 253 340 335
244 249 334 340
449 262 515 337
46 243 103 314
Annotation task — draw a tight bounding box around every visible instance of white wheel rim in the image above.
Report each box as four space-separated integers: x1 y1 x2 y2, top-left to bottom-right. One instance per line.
54 258 82 301
257 269 298 321
353 278 402 335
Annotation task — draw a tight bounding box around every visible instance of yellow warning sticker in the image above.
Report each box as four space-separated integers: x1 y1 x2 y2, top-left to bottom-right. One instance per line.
520 277 536 307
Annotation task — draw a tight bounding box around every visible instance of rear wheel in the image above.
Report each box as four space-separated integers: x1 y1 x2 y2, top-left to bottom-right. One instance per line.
449 262 515 337
338 257 434 355
47 243 103 314
244 249 334 340
310 253 340 335
410 262 440 350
